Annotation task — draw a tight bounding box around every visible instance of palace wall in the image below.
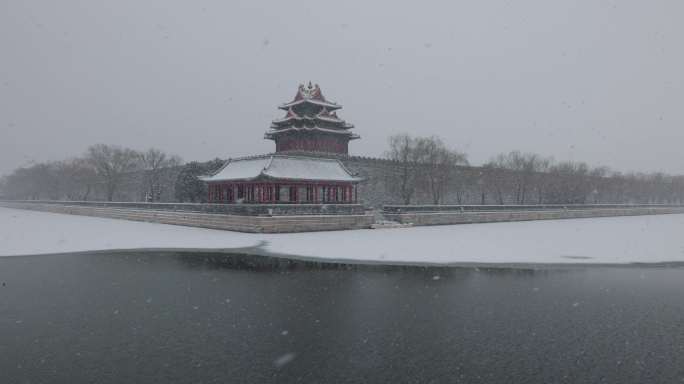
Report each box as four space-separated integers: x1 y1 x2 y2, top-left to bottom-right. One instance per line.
339 156 487 207
4 200 682 233
0 201 374 233
383 205 684 226
271 152 488 207
53 152 679 207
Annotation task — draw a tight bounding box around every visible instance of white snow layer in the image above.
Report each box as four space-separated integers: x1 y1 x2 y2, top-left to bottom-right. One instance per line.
202 156 359 182
1 207 683 265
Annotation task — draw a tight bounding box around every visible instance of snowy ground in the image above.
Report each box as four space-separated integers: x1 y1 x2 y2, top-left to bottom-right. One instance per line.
1 206 683 265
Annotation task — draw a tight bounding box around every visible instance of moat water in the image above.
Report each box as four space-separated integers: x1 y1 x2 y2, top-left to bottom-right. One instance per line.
1 252 683 383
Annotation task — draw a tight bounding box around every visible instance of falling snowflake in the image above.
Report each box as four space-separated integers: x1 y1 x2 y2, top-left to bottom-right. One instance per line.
273 353 296 368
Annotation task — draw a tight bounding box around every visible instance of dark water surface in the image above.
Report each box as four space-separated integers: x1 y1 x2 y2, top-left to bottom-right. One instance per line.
1 252 684 383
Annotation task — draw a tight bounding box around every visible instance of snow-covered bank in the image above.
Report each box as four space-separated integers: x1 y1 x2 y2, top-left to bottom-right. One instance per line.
1 207 683 265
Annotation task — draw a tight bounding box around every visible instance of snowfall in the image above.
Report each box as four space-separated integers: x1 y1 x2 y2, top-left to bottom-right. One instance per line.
1 206 683 265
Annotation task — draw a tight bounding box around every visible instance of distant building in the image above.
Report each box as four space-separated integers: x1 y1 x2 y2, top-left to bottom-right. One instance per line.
202 83 362 204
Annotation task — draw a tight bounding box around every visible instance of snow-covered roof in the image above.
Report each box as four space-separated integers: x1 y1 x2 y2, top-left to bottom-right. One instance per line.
271 108 349 126
279 98 341 111
265 126 359 138
316 114 346 124
201 155 362 183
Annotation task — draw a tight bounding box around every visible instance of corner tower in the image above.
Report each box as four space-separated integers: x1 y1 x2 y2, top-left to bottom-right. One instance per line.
265 83 359 155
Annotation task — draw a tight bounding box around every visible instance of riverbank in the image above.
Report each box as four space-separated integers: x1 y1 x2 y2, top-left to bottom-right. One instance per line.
3 201 684 233
2 207 683 265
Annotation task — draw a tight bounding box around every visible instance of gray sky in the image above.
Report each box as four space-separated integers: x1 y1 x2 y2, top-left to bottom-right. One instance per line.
1 0 683 176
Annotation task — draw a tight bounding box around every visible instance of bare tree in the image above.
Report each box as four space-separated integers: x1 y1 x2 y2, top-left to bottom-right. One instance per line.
451 166 474 204
544 161 592 204
487 151 551 204
532 156 552 204
0 162 57 200
586 166 610 203
140 148 183 202
415 136 468 204
59 158 98 200
86 144 141 201
481 162 511 204
386 134 422 204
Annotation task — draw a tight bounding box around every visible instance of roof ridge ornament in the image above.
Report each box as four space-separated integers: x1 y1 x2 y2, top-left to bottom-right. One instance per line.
297 81 317 100
278 84 341 110
294 84 305 101
310 83 324 101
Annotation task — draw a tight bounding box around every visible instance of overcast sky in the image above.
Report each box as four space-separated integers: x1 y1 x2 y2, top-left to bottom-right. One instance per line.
1 0 683 176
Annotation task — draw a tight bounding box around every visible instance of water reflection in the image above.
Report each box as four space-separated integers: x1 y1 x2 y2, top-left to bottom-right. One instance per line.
1 252 683 383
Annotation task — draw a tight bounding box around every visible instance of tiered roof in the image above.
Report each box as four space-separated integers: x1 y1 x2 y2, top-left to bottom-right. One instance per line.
265 83 359 140
200 154 362 183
